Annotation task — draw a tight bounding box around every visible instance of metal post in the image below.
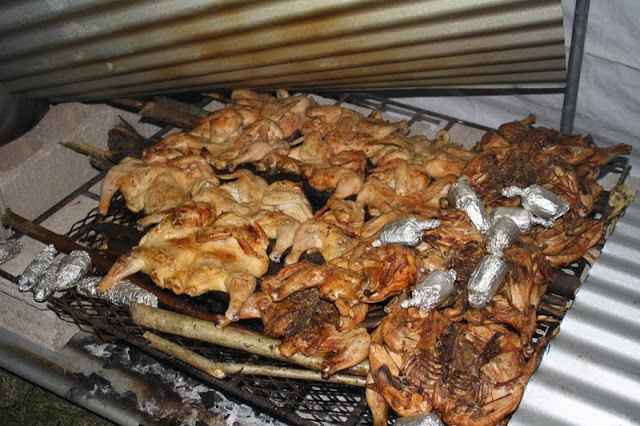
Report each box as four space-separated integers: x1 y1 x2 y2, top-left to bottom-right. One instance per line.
560 0 591 133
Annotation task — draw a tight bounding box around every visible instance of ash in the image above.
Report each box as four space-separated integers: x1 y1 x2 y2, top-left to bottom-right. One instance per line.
84 342 285 425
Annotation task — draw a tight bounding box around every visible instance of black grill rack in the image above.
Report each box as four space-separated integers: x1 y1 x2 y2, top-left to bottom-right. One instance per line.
46 92 631 425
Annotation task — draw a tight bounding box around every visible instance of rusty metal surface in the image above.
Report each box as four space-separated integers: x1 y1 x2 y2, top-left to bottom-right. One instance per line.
0 0 564 101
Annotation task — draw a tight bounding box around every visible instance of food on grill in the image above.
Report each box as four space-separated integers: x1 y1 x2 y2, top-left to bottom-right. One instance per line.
19 244 57 292
137 169 312 263
448 177 492 235
33 250 92 302
263 243 416 314
97 202 269 321
372 216 441 247
239 289 370 376
484 216 520 258
367 238 550 426
283 218 360 265
99 155 216 215
400 269 457 312
501 184 570 221
463 116 630 267
78 276 159 308
92 89 631 424
490 206 553 234
466 254 509 309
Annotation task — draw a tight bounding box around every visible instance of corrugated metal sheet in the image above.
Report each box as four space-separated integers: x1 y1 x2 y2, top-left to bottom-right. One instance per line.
0 0 565 102
511 198 640 426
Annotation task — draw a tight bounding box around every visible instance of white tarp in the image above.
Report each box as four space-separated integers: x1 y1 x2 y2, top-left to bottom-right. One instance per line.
396 0 640 174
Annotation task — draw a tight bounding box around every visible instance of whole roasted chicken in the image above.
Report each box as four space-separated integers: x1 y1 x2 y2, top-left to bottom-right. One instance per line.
99 155 216 215
97 202 269 321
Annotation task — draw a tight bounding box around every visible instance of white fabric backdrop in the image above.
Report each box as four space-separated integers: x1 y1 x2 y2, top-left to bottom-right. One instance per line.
395 0 640 174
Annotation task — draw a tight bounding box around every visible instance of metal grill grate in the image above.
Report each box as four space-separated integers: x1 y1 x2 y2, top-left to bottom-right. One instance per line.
45 93 630 425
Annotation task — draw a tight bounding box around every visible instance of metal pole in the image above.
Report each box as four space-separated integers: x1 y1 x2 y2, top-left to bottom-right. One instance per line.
560 0 591 133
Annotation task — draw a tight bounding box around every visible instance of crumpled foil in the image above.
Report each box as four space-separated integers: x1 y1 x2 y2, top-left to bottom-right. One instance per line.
372 216 441 247
33 260 62 302
486 216 520 258
401 269 457 312
448 177 491 234
76 276 158 308
491 206 554 233
0 238 22 265
467 255 508 309
19 244 57 292
501 184 570 221
55 250 92 291
394 412 445 426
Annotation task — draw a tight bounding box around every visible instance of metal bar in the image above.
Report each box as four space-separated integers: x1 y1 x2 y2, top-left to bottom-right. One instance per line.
0 328 154 426
560 0 590 133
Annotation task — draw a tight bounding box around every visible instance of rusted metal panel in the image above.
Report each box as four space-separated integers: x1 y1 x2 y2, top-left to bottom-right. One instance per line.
0 0 564 101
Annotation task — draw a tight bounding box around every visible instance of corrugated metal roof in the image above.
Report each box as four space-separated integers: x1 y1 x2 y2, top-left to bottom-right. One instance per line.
0 0 565 102
511 198 640 426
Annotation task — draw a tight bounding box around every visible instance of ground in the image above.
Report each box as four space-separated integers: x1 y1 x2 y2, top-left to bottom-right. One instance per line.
0 367 113 426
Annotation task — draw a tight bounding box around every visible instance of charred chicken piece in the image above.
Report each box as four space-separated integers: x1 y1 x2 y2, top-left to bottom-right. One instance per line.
332 244 418 304
239 289 370 376
463 115 627 266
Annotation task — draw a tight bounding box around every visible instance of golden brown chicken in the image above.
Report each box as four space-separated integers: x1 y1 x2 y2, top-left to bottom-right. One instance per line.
137 169 312 263
98 155 216 216
97 203 269 321
284 219 360 265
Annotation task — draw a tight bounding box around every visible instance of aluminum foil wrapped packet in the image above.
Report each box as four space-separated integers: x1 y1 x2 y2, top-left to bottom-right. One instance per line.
33 260 62 302
19 244 57 292
76 276 158 308
0 238 22 265
491 206 554 233
501 184 570 221
395 413 445 426
372 216 441 247
54 250 92 291
448 177 491 234
31 250 92 302
401 269 456 312
467 255 508 309
485 216 520 258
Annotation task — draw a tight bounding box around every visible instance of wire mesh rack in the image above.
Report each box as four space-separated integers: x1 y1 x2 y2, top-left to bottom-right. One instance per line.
45 92 631 425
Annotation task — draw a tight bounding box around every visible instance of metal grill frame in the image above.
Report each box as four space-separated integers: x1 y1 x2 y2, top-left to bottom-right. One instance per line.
35 92 631 425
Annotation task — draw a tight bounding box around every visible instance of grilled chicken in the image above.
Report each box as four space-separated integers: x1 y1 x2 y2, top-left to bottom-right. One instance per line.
92 90 632 426
99 155 216 215
97 203 269 321
239 289 370 376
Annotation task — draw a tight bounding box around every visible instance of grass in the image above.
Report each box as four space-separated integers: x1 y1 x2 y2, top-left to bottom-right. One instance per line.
0 367 114 426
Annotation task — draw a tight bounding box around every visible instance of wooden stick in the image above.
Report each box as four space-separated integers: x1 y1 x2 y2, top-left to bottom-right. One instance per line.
59 141 126 162
143 331 365 387
1 208 220 323
111 98 200 130
131 303 370 377
59 141 127 170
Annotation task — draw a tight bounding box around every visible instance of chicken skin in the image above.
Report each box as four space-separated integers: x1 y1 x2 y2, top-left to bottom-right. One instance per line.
97 204 269 321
